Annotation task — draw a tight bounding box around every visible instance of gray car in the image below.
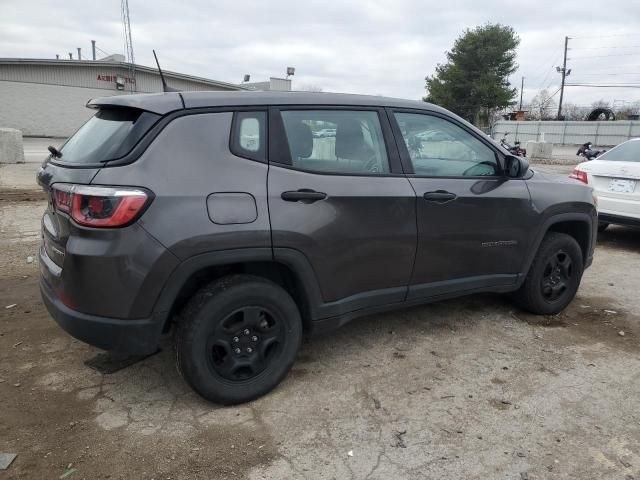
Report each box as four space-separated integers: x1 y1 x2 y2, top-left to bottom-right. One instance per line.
37 91 597 404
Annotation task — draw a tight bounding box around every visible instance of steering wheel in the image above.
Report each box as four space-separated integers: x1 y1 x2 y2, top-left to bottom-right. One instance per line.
462 161 496 177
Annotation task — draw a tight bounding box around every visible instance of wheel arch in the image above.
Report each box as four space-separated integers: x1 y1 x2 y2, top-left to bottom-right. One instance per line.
153 248 323 333
522 212 596 280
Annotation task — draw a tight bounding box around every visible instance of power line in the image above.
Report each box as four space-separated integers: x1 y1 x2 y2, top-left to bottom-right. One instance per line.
573 72 640 76
570 33 640 40
537 51 563 90
569 52 640 59
566 83 640 88
569 45 640 50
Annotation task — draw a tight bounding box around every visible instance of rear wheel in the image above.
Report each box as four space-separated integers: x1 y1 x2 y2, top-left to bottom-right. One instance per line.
175 275 302 405
513 232 583 315
598 222 609 233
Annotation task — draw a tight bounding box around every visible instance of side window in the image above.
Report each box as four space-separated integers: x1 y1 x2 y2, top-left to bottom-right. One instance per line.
394 113 499 177
231 111 266 161
280 110 390 174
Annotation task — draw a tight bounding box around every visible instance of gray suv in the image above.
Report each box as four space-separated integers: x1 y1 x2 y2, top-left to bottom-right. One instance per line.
38 92 597 404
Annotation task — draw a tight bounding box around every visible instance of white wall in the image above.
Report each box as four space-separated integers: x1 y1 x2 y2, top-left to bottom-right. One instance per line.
0 80 127 137
492 120 640 146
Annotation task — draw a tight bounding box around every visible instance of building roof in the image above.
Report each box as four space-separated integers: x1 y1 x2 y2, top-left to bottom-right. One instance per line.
0 58 245 91
88 90 442 115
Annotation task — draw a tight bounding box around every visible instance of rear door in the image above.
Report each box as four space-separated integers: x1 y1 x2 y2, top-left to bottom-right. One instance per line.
267 106 417 314
388 109 533 299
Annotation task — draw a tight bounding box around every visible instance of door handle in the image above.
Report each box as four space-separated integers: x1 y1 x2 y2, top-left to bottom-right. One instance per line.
281 189 327 203
423 190 457 203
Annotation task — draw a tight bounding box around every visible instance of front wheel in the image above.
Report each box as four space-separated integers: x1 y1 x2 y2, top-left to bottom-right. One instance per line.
513 232 583 315
175 275 302 405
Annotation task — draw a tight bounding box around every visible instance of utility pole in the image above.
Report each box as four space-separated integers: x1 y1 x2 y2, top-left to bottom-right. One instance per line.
557 36 569 120
519 76 525 111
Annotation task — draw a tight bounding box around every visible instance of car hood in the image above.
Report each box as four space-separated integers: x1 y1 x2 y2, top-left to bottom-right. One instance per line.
577 160 640 180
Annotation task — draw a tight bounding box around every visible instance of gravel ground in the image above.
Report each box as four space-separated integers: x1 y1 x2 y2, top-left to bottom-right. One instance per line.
0 154 638 479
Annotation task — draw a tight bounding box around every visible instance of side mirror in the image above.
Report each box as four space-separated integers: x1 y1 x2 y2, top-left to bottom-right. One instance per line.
505 155 529 178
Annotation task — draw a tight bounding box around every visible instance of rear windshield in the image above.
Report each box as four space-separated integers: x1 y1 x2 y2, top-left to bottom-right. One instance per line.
58 108 159 163
599 139 640 162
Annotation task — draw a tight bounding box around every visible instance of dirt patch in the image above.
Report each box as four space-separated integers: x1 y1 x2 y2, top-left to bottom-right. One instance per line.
0 189 46 203
515 296 638 353
0 274 277 480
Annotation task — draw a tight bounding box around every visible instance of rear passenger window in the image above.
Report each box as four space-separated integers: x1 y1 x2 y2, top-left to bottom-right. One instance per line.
231 111 266 161
280 110 390 174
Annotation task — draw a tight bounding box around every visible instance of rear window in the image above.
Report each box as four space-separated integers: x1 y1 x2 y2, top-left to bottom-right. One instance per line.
57 108 159 163
599 139 640 162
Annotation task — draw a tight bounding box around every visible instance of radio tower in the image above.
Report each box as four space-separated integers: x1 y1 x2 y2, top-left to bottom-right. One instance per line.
121 0 136 92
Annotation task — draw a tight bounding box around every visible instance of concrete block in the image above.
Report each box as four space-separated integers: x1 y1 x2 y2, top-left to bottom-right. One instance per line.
0 128 25 163
525 141 552 160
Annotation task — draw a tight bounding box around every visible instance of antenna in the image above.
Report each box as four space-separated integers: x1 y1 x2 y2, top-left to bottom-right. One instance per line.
152 50 180 92
121 0 136 91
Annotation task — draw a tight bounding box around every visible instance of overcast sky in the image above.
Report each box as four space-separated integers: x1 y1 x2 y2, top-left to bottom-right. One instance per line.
2 0 640 109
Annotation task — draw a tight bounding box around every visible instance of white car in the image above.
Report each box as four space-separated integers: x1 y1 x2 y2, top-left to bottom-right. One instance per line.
570 138 640 232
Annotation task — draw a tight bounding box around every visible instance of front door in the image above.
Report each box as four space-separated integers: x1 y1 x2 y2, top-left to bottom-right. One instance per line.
267 107 416 314
389 109 533 300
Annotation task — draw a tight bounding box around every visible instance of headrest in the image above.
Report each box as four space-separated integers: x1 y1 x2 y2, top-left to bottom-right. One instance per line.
335 119 365 160
286 121 313 160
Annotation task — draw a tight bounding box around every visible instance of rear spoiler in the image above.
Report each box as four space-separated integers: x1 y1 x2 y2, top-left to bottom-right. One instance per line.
86 93 184 115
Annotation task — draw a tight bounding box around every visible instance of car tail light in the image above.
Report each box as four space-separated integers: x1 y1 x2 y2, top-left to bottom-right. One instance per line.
569 168 588 184
52 184 151 227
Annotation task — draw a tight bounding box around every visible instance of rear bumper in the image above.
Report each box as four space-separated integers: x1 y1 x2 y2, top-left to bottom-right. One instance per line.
40 276 164 354
597 195 640 221
599 212 640 227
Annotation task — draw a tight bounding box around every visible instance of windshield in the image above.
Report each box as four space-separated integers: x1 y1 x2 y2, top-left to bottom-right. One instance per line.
58 108 159 163
598 139 640 162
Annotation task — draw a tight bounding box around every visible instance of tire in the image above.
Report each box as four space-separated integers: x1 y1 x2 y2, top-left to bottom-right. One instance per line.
598 222 609 233
513 232 583 315
175 274 302 405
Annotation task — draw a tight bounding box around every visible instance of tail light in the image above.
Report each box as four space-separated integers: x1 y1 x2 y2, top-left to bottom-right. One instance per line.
569 168 588 184
51 184 151 227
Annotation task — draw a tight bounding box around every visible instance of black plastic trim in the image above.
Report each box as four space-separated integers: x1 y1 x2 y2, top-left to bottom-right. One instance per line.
40 277 163 354
520 211 596 282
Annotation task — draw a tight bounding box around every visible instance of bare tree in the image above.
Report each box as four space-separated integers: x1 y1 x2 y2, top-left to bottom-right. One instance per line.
591 99 611 109
529 89 557 120
614 100 640 120
561 103 586 121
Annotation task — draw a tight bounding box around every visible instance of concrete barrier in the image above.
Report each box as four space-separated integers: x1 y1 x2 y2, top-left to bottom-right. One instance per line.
525 141 553 160
0 128 25 163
